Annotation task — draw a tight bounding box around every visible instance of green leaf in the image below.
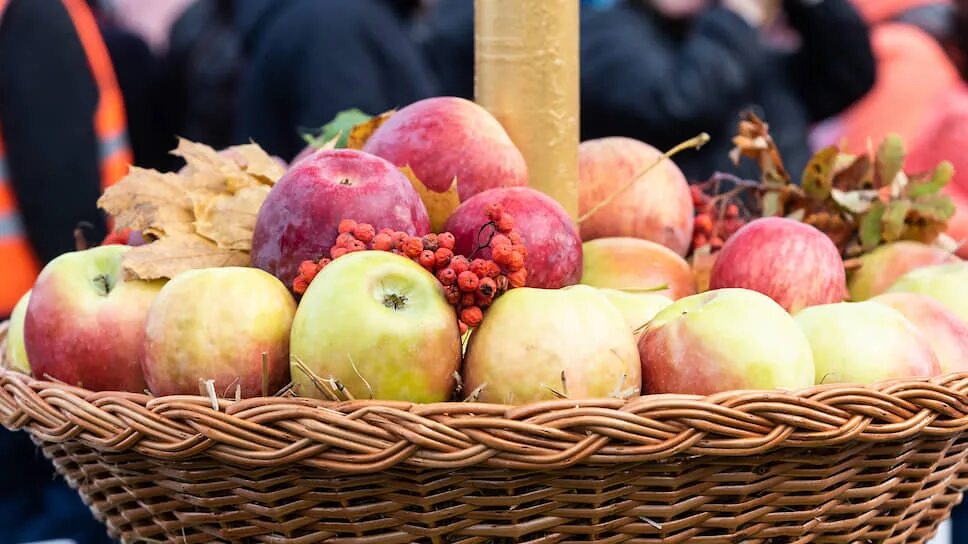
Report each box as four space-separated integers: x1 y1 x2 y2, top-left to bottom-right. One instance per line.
301 109 372 149
762 190 782 217
801 146 838 200
910 194 956 222
907 160 954 198
860 201 886 250
882 199 911 242
875 134 905 188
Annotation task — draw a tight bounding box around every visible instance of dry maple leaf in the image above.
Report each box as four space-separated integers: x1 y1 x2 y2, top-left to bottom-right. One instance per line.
346 110 395 150
97 166 194 238
194 185 272 250
121 233 250 281
400 165 459 233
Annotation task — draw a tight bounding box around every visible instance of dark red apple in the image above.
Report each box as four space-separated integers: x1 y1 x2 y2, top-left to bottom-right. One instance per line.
443 187 582 289
362 97 528 201
709 217 847 313
252 149 430 288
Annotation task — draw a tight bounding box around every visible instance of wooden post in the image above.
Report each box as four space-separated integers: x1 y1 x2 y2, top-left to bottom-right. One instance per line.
474 0 580 220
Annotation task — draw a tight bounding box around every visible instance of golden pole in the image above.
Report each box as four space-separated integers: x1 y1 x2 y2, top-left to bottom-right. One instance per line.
474 0 580 220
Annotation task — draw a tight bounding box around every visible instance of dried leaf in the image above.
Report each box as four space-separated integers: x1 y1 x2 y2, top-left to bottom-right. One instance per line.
171 138 243 192
907 160 954 198
833 154 873 190
97 167 194 237
121 233 250 280
400 166 459 232
801 146 838 200
875 134 905 188
346 110 395 150
729 112 791 186
860 201 886 250
881 199 911 242
194 185 272 250
805 211 853 250
830 188 877 214
303 108 372 149
224 144 286 184
762 190 782 217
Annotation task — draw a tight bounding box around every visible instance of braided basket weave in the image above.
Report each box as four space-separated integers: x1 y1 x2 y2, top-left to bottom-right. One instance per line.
3 325 968 543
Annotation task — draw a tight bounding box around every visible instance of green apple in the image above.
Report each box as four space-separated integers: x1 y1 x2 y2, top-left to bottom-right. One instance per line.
142 267 296 398
639 288 814 395
870 292 968 374
847 241 957 301
887 262 968 324
291 250 460 402
795 301 940 384
24 245 165 392
462 284 640 404
597 288 671 341
5 290 31 374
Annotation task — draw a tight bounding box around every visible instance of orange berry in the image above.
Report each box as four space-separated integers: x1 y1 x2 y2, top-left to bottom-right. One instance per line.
435 247 453 268
335 232 356 248
484 261 501 278
507 268 527 288
438 232 456 250
419 250 436 269
330 246 348 259
508 232 522 245
496 214 514 233
298 260 320 282
338 219 357 234
492 244 512 266
451 256 470 275
470 258 488 277
293 275 310 295
445 285 461 305
421 234 439 251
507 250 525 272
461 293 476 307
489 233 511 250
461 306 483 327
353 223 375 243
348 240 367 252
458 271 479 292
478 277 497 297
437 267 457 286
403 237 423 258
372 233 393 251
725 203 740 219
391 231 409 248
693 233 708 248
317 258 332 269
484 203 502 221
695 214 713 234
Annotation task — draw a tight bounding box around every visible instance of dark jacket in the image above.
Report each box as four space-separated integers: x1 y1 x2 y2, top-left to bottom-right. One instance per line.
233 0 438 161
580 0 877 182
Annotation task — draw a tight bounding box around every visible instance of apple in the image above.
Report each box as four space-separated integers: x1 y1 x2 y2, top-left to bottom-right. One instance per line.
463 285 640 404
847 241 957 301
444 187 582 289
887 262 968 324
251 148 431 289
4 290 31 374
639 288 814 396
580 237 696 299
362 96 528 201
597 288 671 341
291 250 461 403
870 292 968 374
578 137 694 255
24 245 164 392
709 217 847 313
795 301 940 384
142 267 296 398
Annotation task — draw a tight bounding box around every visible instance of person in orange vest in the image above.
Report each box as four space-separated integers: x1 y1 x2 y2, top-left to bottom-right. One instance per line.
0 0 132 321
0 1 131 542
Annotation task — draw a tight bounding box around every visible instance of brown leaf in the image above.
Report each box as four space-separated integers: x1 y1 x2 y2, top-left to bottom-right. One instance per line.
171 138 242 192
833 154 873 191
400 166 459 232
194 185 272 250
122 233 250 280
224 143 286 184
801 146 838 200
346 110 395 150
729 111 791 186
805 211 852 251
97 166 194 237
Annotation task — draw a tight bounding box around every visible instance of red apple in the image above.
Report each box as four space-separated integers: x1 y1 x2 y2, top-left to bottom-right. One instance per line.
251 148 430 288
709 217 847 313
24 245 164 392
847 241 957 301
639 288 815 395
443 187 582 289
580 237 696 299
795 301 941 383
870 292 968 374
142 267 296 398
579 137 694 255
463 285 640 404
362 96 528 201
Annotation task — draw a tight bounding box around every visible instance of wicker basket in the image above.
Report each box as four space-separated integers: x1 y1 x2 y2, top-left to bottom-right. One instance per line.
3 325 968 543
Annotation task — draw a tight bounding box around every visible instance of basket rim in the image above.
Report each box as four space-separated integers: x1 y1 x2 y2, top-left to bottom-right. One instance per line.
4 365 968 473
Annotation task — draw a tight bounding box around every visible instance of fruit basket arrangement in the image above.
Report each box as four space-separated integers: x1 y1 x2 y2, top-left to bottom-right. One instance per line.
5 3 968 542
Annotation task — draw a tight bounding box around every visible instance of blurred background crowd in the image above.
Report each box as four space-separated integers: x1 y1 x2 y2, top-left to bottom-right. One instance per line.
1 0 968 541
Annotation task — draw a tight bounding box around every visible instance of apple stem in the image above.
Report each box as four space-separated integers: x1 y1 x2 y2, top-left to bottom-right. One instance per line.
577 132 711 225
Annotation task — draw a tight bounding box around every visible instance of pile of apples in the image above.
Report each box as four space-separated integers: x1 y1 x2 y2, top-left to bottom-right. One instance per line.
6 95 968 406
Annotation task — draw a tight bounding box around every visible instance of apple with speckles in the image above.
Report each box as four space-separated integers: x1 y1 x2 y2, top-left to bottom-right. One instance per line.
444 187 582 289
580 237 696 300
638 288 815 396
251 148 430 290
23 245 164 392
709 217 847 313
870 292 968 374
